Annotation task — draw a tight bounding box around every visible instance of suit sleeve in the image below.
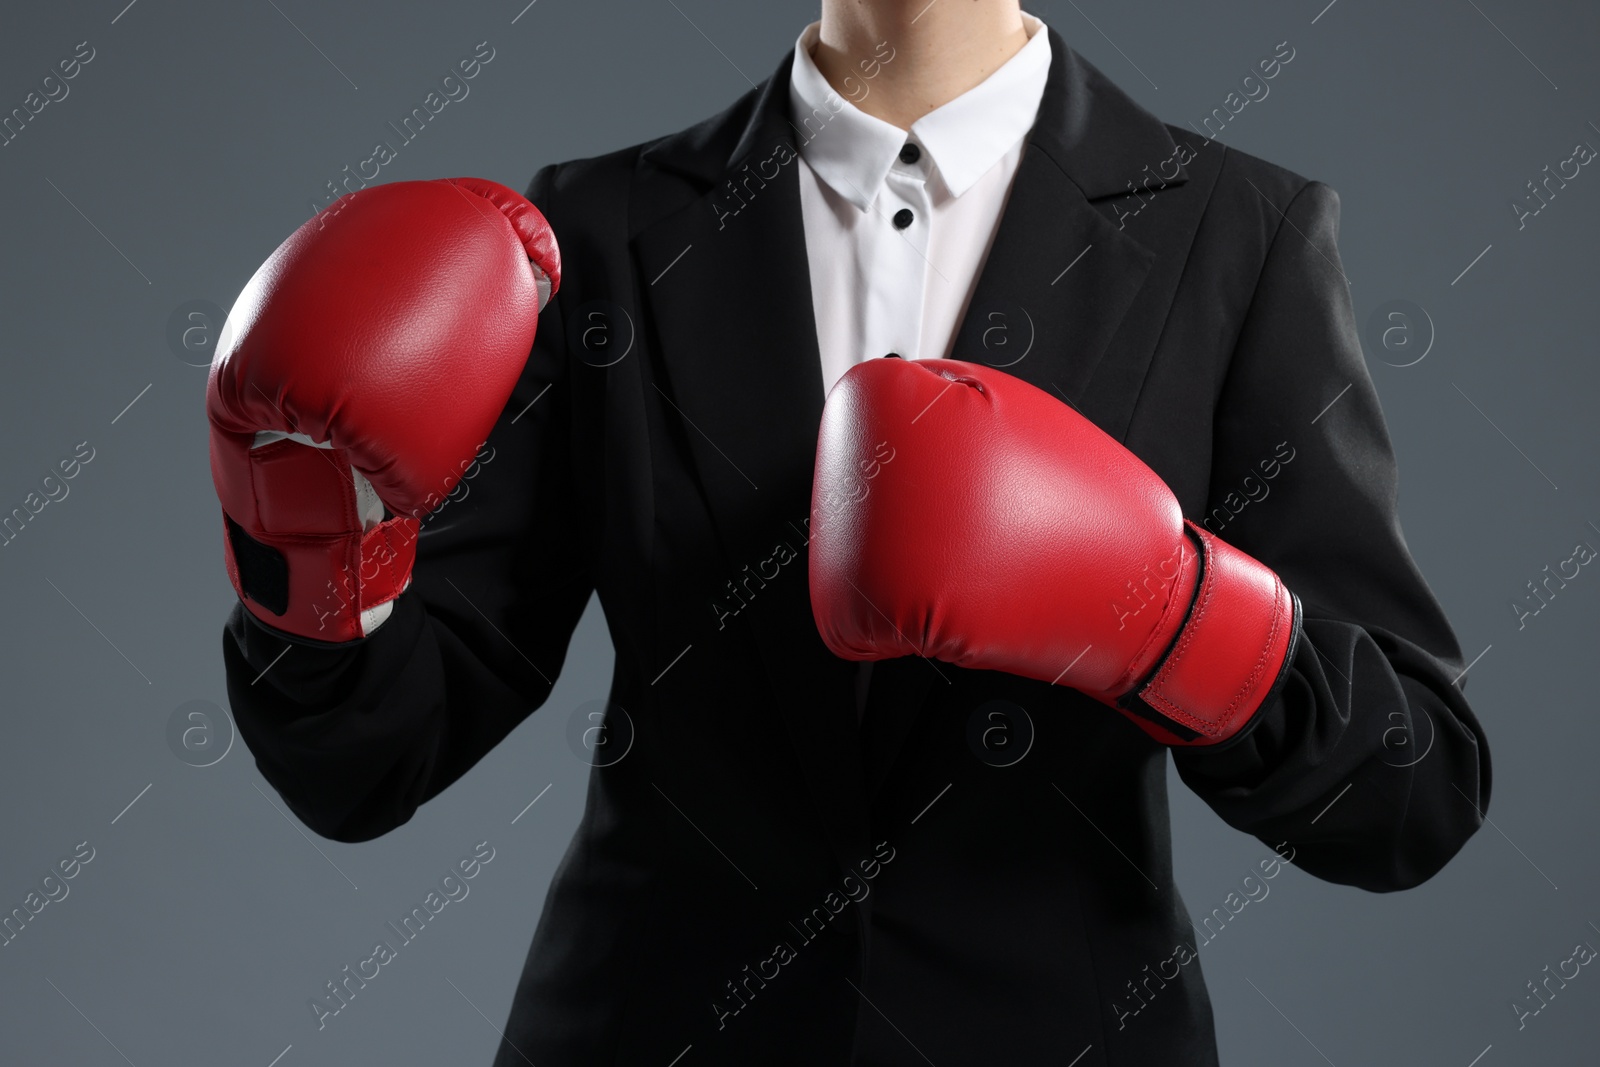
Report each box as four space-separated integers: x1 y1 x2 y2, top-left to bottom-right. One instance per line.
1171 179 1491 892
219 163 595 843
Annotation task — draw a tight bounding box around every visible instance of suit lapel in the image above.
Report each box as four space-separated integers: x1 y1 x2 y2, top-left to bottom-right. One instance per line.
949 144 1157 410
953 27 1184 424
635 58 871 871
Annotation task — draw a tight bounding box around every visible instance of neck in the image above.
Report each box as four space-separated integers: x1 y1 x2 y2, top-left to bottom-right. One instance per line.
813 1 1030 130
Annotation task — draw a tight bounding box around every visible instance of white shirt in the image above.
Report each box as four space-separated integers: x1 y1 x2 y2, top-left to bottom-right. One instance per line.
787 13 1052 397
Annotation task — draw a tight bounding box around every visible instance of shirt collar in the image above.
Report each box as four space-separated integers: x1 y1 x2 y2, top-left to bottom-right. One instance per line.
786 12 1052 211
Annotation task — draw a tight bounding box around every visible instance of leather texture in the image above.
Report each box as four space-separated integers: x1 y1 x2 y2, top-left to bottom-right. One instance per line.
207 177 558 641
809 356 1297 744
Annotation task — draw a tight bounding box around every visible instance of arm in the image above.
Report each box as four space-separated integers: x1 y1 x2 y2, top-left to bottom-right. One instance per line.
221 165 595 843
1172 180 1491 892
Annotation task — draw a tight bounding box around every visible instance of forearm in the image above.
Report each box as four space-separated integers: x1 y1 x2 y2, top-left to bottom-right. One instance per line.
1174 614 1489 891
224 591 448 842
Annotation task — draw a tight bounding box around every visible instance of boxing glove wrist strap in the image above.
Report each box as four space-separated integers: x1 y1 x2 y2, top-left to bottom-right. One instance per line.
1115 521 1301 746
224 512 417 644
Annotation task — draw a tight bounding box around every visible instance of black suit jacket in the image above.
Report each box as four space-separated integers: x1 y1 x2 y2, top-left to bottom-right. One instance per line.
223 30 1490 1067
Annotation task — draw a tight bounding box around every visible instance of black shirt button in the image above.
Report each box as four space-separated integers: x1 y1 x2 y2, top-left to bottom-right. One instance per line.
892 208 914 229
899 142 921 164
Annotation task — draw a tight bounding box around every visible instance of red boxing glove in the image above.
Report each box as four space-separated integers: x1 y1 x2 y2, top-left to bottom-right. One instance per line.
207 177 560 643
808 358 1300 746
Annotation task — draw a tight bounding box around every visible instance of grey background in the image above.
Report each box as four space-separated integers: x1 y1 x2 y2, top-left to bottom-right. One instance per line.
0 0 1595 1063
